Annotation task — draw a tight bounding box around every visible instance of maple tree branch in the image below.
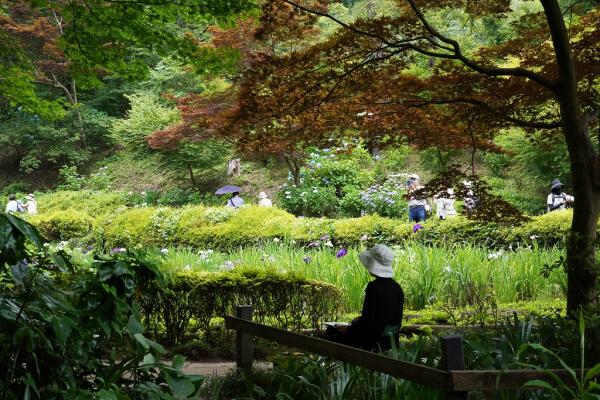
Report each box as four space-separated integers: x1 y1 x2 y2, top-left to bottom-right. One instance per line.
370 97 562 129
288 47 383 85
259 46 395 123
282 0 395 46
403 0 559 94
282 0 559 94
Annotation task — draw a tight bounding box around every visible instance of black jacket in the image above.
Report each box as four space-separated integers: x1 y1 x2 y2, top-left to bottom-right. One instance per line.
347 277 404 348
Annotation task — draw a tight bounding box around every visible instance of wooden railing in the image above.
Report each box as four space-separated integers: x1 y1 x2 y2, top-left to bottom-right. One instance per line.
225 305 580 399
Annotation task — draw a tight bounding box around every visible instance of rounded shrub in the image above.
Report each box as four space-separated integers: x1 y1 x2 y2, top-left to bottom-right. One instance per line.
100 207 157 249
140 268 344 344
30 209 95 241
332 215 397 247
507 210 573 247
176 206 296 249
37 190 126 217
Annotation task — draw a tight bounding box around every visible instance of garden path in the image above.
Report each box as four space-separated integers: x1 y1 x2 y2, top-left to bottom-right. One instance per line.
178 361 272 376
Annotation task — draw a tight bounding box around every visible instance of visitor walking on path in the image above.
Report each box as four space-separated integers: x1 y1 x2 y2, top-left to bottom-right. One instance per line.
326 244 404 351
258 191 273 207
434 188 457 220
547 179 574 212
407 174 428 222
226 192 245 208
24 194 37 215
5 194 24 213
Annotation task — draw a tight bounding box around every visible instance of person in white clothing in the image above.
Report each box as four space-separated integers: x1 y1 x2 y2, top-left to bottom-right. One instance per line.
435 189 457 220
258 191 273 207
5 194 24 213
547 179 574 212
462 180 478 215
226 192 245 208
24 194 37 215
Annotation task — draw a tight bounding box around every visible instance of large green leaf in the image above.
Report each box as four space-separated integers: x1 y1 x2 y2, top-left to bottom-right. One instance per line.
165 373 196 399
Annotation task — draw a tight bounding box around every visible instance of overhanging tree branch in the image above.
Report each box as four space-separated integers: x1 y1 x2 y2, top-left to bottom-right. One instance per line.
369 97 562 129
283 0 560 94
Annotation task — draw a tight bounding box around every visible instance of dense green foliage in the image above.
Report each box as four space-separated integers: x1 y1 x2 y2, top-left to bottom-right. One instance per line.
141 268 343 345
0 214 204 399
25 192 580 252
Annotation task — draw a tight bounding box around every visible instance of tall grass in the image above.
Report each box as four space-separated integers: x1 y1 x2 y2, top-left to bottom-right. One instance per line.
156 241 566 312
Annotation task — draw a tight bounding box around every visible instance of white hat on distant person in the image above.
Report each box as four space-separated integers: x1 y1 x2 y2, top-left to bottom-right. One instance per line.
462 180 472 188
26 193 35 200
258 191 268 199
358 244 395 278
409 173 420 180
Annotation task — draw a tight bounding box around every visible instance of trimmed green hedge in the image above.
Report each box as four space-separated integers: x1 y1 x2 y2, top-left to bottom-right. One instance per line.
28 191 579 249
141 269 343 345
29 209 95 241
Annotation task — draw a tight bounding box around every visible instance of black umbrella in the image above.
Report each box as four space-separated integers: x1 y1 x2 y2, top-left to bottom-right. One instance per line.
215 185 242 195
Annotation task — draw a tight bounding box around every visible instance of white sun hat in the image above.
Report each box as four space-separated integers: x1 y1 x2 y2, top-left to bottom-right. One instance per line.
409 173 420 180
462 180 473 188
358 244 395 278
258 191 268 199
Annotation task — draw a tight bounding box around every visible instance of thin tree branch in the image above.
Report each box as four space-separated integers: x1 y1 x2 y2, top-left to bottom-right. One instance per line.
403 0 559 94
282 0 395 46
368 97 562 129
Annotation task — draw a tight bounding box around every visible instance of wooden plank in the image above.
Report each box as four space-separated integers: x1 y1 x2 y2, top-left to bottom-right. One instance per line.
441 335 467 400
452 369 582 391
235 306 254 370
225 315 452 391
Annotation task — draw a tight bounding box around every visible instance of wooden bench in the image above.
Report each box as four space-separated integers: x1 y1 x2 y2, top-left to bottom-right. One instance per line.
225 305 580 399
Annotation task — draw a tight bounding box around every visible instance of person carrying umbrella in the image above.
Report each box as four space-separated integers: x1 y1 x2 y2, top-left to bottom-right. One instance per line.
215 185 245 208
227 192 244 208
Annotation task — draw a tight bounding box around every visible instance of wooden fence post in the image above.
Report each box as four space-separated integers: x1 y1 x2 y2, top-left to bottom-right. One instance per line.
441 335 467 400
236 305 254 372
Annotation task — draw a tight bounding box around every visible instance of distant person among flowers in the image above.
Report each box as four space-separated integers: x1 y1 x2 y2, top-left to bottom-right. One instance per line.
5 194 24 213
462 180 478 215
24 194 37 215
258 191 273 207
407 174 428 223
226 192 245 208
547 179 574 212
326 244 404 351
434 189 457 220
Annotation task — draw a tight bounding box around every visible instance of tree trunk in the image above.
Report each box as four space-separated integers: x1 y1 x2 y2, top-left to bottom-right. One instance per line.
72 78 87 149
542 0 600 313
283 154 301 185
187 163 197 187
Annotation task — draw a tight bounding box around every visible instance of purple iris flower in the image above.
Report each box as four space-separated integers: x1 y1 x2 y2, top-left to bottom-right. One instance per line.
412 223 423 233
303 256 312 264
336 248 348 258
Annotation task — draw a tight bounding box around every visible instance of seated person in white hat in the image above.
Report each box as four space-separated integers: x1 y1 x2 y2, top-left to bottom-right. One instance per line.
326 244 404 351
